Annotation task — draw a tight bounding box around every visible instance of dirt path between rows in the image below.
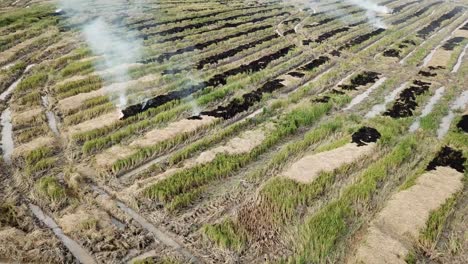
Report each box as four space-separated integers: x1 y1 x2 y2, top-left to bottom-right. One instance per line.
91 185 200 263
29 204 97 264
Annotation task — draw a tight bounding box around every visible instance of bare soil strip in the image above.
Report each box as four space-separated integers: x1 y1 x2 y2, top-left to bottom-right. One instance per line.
284 143 376 183
352 167 464 264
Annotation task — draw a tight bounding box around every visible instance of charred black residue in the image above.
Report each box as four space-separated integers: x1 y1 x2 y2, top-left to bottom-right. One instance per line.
338 28 385 51
196 34 278 69
427 146 466 173
392 2 442 25
200 79 285 119
315 27 350 43
187 115 203 120
383 49 400 57
338 71 380 91
298 56 330 71
331 89 345 95
283 29 295 36
442 37 465 50
352 127 381 146
330 50 341 57
141 25 271 63
417 7 463 39
302 39 313 46
457 115 468 133
141 8 283 37
384 80 431 118
418 70 437 77
312 96 330 103
383 39 415 57
288 71 305 78
121 46 294 119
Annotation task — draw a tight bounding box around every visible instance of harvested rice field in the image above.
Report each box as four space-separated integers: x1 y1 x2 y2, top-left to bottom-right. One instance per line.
0 0 467 263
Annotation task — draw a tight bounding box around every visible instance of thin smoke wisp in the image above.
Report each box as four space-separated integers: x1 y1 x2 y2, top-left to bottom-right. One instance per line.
347 0 391 28
58 0 143 110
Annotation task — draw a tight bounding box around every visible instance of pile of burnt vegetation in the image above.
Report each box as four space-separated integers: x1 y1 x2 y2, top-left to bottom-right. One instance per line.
383 39 416 57
129 6 262 30
338 71 380 90
141 25 272 63
283 29 295 36
384 79 431 118
418 65 444 77
417 7 463 38
427 146 466 173
206 45 293 87
155 16 274 43
392 2 442 25
196 34 278 69
383 49 400 57
121 46 294 119
298 56 330 71
338 28 386 51
352 127 381 146
143 8 282 37
330 50 341 57
312 96 330 103
302 39 313 46
198 79 285 119
418 70 436 77
315 27 350 43
442 37 465 50
457 115 468 133
288 71 305 78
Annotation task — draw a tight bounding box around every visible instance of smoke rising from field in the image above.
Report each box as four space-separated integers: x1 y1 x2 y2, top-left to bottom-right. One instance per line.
346 0 391 28
58 0 143 110
282 0 391 28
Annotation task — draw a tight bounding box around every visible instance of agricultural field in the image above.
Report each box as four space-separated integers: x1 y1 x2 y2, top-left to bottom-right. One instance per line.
0 0 467 263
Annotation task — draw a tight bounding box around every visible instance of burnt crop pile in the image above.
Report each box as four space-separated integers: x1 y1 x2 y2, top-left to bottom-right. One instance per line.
298 56 330 71
352 127 381 146
5 1 468 263
417 7 463 38
338 71 380 90
383 49 400 57
427 146 466 173
122 46 293 119
338 28 385 51
196 34 279 69
442 37 465 50
315 27 350 43
457 115 468 133
392 2 442 25
200 79 285 119
384 39 417 58
384 80 431 118
141 25 272 63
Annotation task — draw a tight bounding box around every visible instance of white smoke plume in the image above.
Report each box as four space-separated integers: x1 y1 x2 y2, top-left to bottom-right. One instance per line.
281 0 391 28
346 0 391 28
58 0 143 110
